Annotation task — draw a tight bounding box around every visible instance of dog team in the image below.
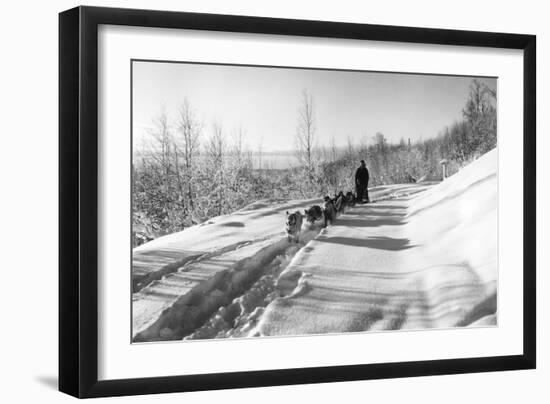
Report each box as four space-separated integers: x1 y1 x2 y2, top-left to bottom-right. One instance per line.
285 190 361 243
285 159 371 243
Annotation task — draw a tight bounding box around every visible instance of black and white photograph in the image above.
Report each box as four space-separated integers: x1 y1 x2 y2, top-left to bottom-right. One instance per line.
1 0 545 400
131 61 498 343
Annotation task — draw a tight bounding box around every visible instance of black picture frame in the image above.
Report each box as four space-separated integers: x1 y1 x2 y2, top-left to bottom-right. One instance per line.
59 5 536 399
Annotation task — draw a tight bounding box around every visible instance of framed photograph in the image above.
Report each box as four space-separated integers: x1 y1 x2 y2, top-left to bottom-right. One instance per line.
59 6 536 398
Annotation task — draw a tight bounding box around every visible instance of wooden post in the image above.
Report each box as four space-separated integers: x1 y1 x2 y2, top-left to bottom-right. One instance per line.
439 159 448 180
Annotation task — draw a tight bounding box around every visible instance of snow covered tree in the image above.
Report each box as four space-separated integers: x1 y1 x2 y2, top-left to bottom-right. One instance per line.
462 79 497 157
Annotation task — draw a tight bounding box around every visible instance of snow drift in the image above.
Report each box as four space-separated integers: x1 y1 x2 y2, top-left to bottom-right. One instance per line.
255 149 497 336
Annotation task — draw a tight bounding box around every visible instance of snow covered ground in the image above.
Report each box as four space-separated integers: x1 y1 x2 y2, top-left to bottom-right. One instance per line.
132 149 497 342
132 197 324 341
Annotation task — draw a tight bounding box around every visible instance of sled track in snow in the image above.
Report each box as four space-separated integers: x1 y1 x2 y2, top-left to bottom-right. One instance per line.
133 153 498 341
132 225 326 342
133 189 432 342
133 234 284 293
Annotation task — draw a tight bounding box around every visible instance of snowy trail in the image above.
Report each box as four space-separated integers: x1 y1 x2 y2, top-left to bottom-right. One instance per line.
132 208 323 342
181 185 433 340
255 196 425 336
255 152 497 337
134 237 275 341
132 149 497 342
133 198 322 292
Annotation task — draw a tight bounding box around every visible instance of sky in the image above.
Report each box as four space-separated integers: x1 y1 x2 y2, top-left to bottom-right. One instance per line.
132 60 496 153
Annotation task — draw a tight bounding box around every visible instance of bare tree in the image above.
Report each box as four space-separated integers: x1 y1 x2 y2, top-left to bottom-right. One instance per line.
148 111 172 174
175 98 202 213
145 110 174 217
329 135 338 163
295 89 316 191
482 83 497 100
345 135 355 160
257 136 264 172
207 122 226 216
462 79 497 155
232 126 244 158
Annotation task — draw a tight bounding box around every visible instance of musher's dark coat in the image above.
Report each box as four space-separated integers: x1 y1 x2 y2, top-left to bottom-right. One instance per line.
355 166 370 202
355 166 370 185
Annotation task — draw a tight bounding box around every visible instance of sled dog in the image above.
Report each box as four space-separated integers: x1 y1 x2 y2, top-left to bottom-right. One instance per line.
304 205 323 224
334 191 346 213
323 196 337 227
345 191 356 207
285 211 303 243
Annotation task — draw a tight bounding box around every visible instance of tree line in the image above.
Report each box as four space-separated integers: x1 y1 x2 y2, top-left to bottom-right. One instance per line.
133 79 496 246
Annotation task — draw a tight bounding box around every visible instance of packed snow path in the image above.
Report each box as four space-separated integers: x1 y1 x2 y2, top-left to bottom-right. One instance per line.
132 198 324 341
256 152 497 336
132 198 322 292
132 150 497 341
256 196 493 335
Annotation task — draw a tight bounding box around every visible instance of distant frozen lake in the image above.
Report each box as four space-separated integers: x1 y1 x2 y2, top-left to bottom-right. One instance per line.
252 151 301 170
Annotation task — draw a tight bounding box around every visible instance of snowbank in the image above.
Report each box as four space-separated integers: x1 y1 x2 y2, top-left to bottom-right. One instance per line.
255 150 497 336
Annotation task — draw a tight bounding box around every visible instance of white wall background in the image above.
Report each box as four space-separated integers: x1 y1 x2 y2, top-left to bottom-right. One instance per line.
0 0 546 402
